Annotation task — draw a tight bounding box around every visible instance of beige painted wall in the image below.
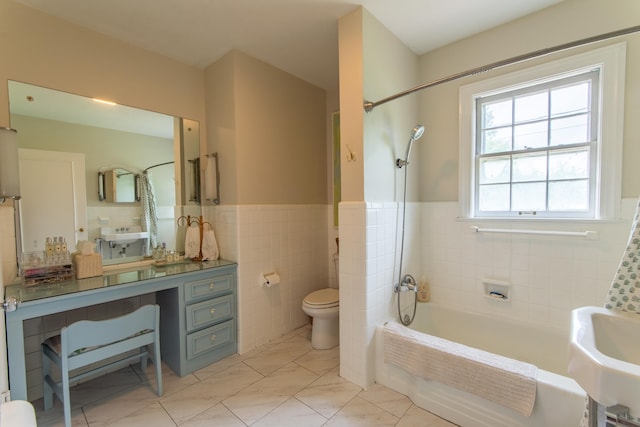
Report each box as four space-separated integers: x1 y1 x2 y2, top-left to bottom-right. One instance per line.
339 7 421 204
0 1 205 128
416 0 640 201
204 50 327 205
338 9 365 202
204 53 239 205
362 9 420 202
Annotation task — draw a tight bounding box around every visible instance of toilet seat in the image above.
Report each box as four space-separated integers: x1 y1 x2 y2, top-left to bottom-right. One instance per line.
303 288 339 308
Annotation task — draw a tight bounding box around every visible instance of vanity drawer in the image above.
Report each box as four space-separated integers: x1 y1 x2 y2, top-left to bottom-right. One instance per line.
186 319 234 360
186 294 233 332
184 274 233 302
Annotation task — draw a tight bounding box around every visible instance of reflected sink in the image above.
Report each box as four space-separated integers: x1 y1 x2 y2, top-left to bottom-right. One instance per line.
100 226 149 245
568 306 640 415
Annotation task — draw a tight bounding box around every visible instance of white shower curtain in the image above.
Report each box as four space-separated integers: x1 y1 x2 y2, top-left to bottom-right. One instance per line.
605 197 640 312
140 172 158 256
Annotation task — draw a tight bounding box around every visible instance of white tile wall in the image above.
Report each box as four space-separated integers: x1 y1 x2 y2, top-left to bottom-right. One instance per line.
339 201 416 388
338 202 366 386
421 200 636 332
0 204 19 285
205 204 331 354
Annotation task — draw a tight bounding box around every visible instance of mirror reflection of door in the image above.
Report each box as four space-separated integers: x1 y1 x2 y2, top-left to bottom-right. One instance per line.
18 149 88 252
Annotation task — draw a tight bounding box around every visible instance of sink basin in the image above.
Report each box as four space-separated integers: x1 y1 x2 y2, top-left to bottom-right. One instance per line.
100 227 149 245
568 306 640 415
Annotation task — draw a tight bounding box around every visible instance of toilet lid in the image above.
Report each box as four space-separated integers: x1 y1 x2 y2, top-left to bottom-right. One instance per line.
304 288 339 306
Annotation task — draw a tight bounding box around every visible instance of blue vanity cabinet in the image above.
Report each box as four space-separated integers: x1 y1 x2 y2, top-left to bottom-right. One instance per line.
157 264 237 376
4 260 238 401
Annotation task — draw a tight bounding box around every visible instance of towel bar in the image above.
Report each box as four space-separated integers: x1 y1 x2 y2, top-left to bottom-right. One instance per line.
471 226 598 240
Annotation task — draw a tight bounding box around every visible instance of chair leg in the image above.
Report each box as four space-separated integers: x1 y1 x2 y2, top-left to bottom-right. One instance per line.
61 365 72 427
41 347 53 410
153 338 163 396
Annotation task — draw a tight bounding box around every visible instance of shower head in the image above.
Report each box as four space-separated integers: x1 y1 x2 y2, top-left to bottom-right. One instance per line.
410 124 425 141
396 124 425 168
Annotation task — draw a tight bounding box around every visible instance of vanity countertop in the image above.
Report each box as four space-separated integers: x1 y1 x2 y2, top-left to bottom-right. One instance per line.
5 259 237 304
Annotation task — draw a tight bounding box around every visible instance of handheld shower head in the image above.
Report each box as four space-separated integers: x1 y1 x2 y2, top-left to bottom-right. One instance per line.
396 124 425 168
410 124 425 141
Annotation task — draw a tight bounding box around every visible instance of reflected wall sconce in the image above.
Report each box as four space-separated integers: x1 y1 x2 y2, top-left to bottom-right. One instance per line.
0 128 21 203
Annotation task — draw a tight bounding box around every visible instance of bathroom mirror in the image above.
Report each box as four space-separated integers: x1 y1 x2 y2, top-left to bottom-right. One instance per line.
98 168 140 203
8 80 202 264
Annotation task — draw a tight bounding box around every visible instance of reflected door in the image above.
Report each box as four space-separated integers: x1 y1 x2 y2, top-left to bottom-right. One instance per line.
18 149 88 252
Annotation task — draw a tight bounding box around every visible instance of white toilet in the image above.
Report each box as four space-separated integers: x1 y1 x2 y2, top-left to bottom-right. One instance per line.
0 401 37 427
302 254 339 349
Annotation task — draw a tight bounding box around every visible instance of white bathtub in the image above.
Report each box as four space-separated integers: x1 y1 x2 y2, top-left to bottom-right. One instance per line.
375 304 586 427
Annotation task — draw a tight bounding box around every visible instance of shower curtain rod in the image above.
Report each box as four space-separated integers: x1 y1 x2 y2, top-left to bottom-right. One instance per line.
144 161 175 173
363 24 640 112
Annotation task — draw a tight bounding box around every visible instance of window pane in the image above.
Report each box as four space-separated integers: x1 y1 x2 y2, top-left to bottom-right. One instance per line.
471 66 602 219
512 182 546 211
550 114 589 145
482 99 512 128
551 82 590 117
479 184 510 211
515 92 548 123
479 157 510 184
549 180 589 210
482 127 511 153
514 121 548 150
549 149 589 180
512 153 547 182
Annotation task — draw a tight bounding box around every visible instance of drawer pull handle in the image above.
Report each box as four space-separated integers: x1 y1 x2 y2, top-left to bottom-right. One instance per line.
211 334 216 341
210 308 216 315
209 283 215 289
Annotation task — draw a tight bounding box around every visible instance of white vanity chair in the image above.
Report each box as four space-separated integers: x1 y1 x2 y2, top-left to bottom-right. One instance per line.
302 254 339 349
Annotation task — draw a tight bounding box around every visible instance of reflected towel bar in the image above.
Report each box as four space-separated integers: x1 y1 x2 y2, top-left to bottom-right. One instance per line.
471 226 598 240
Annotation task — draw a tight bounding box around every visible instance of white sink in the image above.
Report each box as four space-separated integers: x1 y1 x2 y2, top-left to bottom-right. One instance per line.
100 226 149 245
568 306 640 416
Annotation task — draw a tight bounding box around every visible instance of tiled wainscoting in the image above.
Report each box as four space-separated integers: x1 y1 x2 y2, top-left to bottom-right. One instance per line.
204 204 335 354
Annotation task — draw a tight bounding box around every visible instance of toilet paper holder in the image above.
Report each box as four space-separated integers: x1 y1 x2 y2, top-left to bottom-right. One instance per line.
262 272 281 287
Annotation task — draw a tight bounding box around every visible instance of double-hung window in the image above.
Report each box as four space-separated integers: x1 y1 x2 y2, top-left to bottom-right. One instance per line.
459 43 626 220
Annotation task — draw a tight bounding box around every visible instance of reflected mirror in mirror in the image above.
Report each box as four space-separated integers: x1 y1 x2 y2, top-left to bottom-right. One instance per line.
8 80 201 265
98 168 140 203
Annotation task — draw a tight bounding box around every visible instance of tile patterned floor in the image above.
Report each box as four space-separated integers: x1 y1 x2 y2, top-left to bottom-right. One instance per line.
32 325 458 426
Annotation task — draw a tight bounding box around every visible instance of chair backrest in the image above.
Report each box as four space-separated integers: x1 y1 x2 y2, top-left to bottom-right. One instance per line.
61 304 159 357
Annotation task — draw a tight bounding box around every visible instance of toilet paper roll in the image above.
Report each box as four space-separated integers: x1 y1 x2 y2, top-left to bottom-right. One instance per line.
263 272 280 287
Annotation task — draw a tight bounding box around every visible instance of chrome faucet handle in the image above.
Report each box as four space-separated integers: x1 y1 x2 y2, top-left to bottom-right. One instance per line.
402 274 418 291
395 274 418 293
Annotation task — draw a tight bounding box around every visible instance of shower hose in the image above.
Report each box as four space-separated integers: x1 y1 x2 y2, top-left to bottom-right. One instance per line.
396 157 417 326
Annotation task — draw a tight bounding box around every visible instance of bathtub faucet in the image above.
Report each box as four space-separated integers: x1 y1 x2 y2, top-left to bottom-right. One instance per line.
395 274 418 293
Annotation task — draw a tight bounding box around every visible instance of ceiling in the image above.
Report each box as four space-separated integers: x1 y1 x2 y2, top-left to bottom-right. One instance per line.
13 0 565 91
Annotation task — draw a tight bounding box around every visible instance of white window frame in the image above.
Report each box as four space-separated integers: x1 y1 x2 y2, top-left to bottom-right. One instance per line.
459 43 626 221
